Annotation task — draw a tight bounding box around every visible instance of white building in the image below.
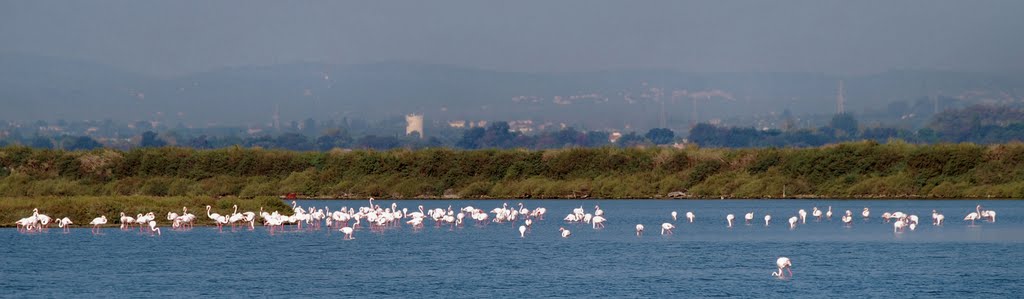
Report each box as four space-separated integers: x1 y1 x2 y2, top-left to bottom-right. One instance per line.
406 114 424 138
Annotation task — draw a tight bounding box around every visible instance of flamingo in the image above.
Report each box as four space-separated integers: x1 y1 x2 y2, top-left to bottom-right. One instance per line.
206 205 221 222
519 225 527 238
686 212 695 223
978 205 996 222
559 227 571 238
34 209 51 229
726 214 735 228
907 215 919 226
812 207 822 221
744 212 754 225
524 219 533 227
773 257 793 278
636 224 644 236
16 217 35 232
592 215 606 229
57 217 72 232
89 215 107 234
932 210 945 226
894 219 907 232
825 206 833 219
964 211 980 225
340 227 354 239
798 209 807 224
764 214 771 226
594 205 604 217
841 214 852 226
862 207 870 219
148 220 161 236
119 212 135 230
671 211 678 221
788 216 798 229
661 223 675 235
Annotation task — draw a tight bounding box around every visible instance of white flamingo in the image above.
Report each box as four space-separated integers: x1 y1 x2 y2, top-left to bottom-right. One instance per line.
964 211 980 225
894 219 907 232
726 214 735 228
978 205 996 222
932 210 945 226
826 206 832 219
661 223 675 235
812 207 822 221
671 211 678 221
686 211 695 223
519 225 527 238
592 215 606 229
773 257 793 278
636 224 644 236
57 217 72 232
340 226 354 239
119 212 135 230
559 227 571 238
788 216 798 229
744 212 754 225
862 207 870 219
89 215 107 234
764 214 771 226
148 220 161 236
798 209 807 224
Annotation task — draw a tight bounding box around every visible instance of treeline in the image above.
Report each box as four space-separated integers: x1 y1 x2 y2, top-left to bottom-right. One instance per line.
2 141 1023 199
0 122 676 152
691 105 1024 147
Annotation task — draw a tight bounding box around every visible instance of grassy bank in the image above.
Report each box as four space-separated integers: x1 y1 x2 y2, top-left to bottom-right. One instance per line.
2 141 1024 200
1 196 289 227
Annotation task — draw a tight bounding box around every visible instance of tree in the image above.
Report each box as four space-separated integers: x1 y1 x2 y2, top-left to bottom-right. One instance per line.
456 127 486 149
63 136 103 150
140 131 167 147
30 135 54 149
829 113 859 137
645 128 675 145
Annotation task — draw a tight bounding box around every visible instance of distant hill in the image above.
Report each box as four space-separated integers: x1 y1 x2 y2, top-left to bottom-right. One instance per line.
1 53 1022 131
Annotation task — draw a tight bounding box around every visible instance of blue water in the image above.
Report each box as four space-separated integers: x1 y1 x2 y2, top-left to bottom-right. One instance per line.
3 199 1023 297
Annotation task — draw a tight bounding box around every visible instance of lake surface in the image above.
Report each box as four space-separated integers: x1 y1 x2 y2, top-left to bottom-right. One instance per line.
3 199 1023 297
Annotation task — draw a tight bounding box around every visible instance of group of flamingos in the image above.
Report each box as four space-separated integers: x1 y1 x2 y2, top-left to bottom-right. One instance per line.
15 200 1000 278
15 201 999 237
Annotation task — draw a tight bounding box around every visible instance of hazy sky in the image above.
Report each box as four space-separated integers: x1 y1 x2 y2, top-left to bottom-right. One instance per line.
2 0 1022 76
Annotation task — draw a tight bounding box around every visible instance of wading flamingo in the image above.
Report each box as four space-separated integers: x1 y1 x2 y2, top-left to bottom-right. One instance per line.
636 224 644 236
559 227 571 238
519 225 526 238
661 223 675 235
89 215 107 234
773 257 793 278
57 217 72 232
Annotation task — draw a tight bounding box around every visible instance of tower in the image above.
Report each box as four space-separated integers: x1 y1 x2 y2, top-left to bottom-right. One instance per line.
405 114 424 139
273 104 281 132
837 80 846 114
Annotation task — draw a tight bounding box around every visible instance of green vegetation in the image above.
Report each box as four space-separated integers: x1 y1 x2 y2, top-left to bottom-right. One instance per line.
3 141 1024 202
0 196 289 227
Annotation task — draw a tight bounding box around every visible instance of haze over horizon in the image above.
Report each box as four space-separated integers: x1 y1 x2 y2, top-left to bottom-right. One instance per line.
3 1 1023 76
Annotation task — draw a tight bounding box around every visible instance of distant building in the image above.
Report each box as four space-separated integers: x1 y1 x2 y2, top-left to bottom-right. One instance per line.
448 120 466 128
609 132 623 143
406 114 424 138
509 120 534 133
